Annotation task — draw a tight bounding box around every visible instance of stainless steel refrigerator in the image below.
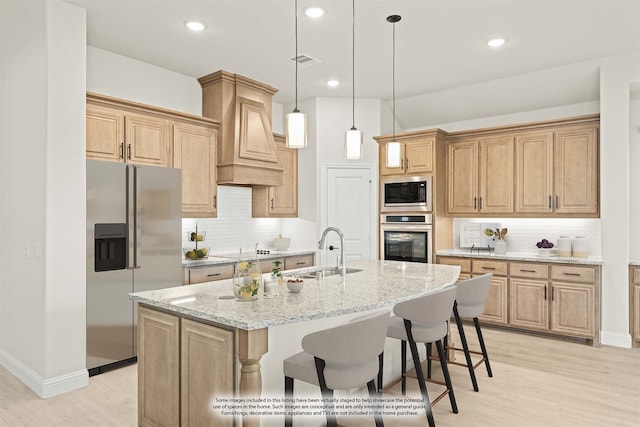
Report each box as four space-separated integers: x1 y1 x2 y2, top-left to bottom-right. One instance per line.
86 159 182 375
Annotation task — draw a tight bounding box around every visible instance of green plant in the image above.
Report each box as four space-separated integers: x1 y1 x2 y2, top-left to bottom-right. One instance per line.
271 260 283 279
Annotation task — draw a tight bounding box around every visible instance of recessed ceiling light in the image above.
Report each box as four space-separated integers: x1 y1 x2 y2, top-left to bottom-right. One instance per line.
487 37 506 48
326 80 340 87
185 21 206 32
305 7 325 18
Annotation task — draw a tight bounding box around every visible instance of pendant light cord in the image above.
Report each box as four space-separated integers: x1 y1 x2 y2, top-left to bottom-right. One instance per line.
392 19 396 140
294 0 299 112
351 0 356 129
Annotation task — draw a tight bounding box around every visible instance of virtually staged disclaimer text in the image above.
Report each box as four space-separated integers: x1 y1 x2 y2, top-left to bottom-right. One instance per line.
212 396 424 417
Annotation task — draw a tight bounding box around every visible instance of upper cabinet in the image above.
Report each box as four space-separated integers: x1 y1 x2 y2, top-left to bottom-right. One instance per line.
173 123 218 218
378 137 434 176
87 103 171 167
86 92 220 218
444 115 599 218
447 135 514 215
516 123 599 216
252 133 298 218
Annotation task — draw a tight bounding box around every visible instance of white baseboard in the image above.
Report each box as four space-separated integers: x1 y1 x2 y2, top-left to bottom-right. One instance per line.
600 330 632 348
0 348 88 398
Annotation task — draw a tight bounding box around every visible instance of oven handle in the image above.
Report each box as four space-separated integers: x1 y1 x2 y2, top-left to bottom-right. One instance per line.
380 224 432 232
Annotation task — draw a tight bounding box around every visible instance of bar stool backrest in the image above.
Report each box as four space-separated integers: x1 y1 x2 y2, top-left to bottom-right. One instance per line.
301 310 390 366
393 286 457 325
455 273 493 319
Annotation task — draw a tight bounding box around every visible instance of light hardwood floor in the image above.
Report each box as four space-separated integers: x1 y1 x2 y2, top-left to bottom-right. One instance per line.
1 327 639 426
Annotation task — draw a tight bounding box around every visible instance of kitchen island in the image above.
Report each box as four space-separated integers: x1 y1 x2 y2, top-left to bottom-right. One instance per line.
130 259 460 427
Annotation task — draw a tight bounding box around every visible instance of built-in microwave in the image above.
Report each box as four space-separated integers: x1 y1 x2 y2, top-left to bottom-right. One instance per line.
380 176 433 212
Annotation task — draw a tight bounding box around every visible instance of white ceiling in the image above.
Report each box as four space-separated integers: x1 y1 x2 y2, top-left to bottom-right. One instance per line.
67 0 639 120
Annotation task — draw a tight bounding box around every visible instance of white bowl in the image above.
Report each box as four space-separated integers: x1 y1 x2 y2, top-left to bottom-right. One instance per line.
286 280 304 293
273 238 291 251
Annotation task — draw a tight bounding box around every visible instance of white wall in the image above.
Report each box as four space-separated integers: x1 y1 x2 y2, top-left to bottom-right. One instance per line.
600 54 640 347
629 94 640 260
0 0 87 397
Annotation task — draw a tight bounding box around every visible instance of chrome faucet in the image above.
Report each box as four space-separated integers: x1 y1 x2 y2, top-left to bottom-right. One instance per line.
318 226 346 276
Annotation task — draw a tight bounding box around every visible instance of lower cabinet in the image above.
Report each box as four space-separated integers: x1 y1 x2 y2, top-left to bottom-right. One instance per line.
437 255 600 344
138 306 234 427
632 266 640 347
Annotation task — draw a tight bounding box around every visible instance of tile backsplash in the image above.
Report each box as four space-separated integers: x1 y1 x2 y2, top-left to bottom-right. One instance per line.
182 186 284 254
453 218 602 257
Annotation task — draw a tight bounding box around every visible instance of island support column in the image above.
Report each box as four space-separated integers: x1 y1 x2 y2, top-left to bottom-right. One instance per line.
237 328 269 427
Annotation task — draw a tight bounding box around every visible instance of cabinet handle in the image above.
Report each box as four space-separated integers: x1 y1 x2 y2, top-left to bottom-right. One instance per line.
548 195 552 209
120 142 124 159
544 286 547 300
207 273 221 277
406 158 409 169
400 158 404 169
474 197 477 209
127 144 132 160
481 266 496 270
479 197 483 210
519 269 536 273
562 272 581 276
555 195 559 209
552 287 555 301
213 195 217 209
271 198 274 209
296 262 306 265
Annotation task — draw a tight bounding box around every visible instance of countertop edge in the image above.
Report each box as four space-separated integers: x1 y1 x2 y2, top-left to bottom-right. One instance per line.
182 249 317 268
436 249 603 266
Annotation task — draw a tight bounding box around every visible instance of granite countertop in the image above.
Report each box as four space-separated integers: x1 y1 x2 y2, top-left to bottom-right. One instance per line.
436 249 603 266
130 259 461 330
182 249 316 267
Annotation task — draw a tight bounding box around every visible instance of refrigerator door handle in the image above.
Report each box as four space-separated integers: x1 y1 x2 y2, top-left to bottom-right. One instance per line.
126 165 135 269
133 165 141 269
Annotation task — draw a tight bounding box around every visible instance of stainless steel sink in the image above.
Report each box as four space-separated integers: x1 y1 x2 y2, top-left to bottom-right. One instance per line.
299 267 362 279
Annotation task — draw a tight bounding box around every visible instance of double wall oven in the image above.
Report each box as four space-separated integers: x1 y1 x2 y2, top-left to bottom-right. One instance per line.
380 176 434 264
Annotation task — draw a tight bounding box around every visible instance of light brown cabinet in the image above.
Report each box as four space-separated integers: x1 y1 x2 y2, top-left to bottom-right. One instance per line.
138 306 234 427
447 135 514 215
378 137 434 176
284 254 315 270
173 122 218 218
186 264 235 285
437 255 600 344
515 124 598 215
252 133 298 217
630 266 640 347
86 103 171 167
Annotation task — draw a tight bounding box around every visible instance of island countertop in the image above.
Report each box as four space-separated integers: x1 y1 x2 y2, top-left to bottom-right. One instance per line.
130 259 461 330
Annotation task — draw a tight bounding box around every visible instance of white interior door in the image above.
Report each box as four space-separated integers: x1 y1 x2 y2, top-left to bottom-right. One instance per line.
321 164 376 265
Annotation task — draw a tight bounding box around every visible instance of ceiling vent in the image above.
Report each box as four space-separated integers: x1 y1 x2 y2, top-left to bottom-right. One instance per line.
291 54 321 66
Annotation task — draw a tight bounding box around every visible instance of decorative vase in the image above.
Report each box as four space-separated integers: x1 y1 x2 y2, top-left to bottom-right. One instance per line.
233 260 262 301
494 240 507 255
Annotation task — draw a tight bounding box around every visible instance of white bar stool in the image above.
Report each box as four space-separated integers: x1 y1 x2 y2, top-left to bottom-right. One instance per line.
448 273 494 391
379 286 458 427
283 310 390 427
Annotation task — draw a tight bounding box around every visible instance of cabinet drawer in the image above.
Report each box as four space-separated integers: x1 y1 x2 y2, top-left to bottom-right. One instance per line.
633 267 640 285
472 260 508 276
437 257 471 273
189 264 234 284
551 265 596 284
510 262 549 280
284 254 314 270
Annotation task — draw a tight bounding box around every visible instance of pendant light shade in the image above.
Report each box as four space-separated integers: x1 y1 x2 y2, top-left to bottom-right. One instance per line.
286 110 307 148
286 0 307 149
386 14 401 168
344 0 362 160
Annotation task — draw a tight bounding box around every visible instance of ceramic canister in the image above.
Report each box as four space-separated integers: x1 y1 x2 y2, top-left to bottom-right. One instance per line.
572 236 588 258
557 236 572 257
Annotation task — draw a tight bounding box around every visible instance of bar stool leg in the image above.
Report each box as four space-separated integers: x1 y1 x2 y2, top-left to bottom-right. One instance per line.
367 379 384 427
474 317 493 377
284 376 293 427
314 357 337 427
404 319 436 427
435 339 458 414
426 342 432 379
454 303 479 392
378 352 384 392
401 340 407 396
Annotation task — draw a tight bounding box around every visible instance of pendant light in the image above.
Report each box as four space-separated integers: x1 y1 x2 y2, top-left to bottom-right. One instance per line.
386 15 402 168
286 0 307 149
345 0 363 160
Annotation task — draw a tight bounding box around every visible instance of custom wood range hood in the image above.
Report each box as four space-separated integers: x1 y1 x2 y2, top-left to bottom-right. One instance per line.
199 70 284 186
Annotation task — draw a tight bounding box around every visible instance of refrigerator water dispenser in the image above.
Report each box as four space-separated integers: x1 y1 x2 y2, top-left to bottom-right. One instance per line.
94 223 126 272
